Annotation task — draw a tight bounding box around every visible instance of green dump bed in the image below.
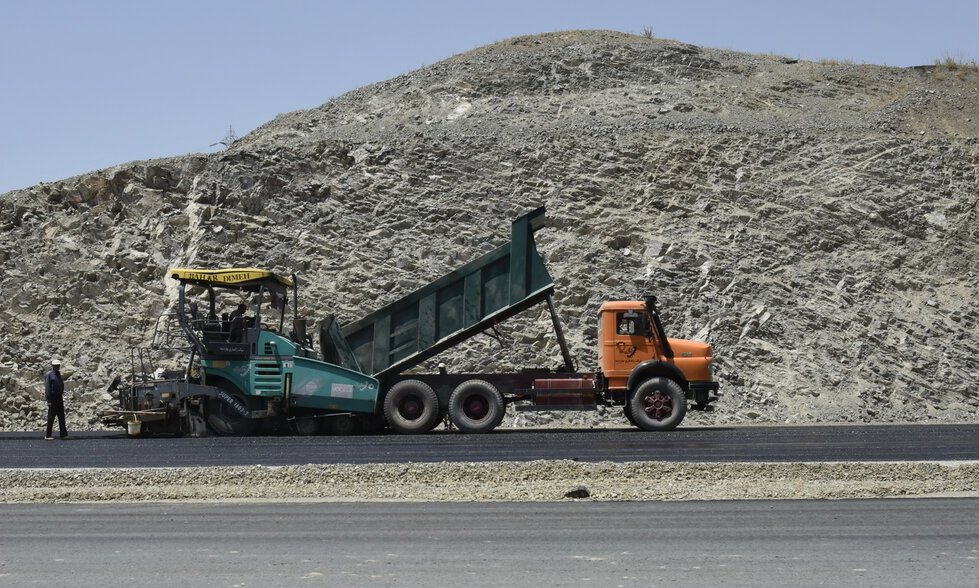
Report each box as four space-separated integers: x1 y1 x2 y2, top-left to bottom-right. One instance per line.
338 207 555 378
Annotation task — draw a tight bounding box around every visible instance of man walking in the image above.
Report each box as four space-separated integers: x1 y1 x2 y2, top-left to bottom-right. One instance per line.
44 358 67 439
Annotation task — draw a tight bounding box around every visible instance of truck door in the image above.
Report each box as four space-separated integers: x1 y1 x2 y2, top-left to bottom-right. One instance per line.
611 310 657 373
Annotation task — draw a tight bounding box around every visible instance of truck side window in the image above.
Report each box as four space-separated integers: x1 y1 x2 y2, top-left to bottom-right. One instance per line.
616 311 648 337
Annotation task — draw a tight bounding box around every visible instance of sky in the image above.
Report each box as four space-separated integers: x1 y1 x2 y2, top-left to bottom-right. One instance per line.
2 0 977 194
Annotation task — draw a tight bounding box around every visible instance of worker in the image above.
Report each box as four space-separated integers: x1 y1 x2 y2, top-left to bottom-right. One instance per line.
228 303 248 342
44 358 68 439
229 302 246 322
618 318 632 335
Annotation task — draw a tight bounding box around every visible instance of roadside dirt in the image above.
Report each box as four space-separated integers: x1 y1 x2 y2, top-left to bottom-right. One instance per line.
2 460 976 503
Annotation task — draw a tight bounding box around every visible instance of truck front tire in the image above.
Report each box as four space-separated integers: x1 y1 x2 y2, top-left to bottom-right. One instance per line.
628 377 686 431
383 379 440 434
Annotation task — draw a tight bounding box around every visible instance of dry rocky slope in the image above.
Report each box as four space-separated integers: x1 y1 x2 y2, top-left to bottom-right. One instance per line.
2 30 978 433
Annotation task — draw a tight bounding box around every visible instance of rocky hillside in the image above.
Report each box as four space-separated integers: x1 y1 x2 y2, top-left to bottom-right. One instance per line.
2 30 978 431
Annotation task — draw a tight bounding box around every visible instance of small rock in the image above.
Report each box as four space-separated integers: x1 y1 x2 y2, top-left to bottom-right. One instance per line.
564 485 590 499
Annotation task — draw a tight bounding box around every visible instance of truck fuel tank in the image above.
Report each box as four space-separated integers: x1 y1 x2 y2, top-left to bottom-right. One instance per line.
530 377 597 407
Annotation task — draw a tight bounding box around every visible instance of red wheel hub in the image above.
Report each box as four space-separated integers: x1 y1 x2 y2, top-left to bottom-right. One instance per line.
642 392 673 420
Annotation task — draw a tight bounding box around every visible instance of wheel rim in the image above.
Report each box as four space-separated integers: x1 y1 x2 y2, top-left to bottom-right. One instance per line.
463 394 489 420
641 391 673 420
398 394 423 421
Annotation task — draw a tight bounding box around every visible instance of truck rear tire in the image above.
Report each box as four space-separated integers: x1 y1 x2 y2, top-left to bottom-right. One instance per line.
383 379 440 434
628 377 686 431
448 379 504 434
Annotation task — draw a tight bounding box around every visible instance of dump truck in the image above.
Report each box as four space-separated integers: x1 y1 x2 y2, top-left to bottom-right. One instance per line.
102 207 718 436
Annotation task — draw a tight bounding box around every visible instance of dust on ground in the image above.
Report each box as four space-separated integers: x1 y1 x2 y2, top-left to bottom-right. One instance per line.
2 460 976 503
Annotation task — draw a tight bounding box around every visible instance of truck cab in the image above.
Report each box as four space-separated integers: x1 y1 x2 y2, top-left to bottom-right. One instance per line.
598 296 719 424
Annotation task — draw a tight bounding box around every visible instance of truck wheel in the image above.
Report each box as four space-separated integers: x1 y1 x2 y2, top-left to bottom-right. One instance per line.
448 380 504 434
628 377 687 431
383 379 440 434
623 403 638 428
206 392 259 436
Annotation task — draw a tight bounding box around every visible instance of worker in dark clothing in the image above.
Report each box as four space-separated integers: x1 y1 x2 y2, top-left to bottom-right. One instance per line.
228 303 247 342
44 358 68 439
229 303 246 322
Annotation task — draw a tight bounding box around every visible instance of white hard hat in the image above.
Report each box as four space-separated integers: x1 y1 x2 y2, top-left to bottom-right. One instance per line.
51 358 62 366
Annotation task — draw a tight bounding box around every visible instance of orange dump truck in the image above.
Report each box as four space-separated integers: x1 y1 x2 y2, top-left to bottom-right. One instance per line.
323 206 720 434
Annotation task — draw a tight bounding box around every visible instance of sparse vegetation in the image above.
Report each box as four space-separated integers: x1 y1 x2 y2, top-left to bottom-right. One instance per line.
934 55 978 70
930 55 978 81
640 26 654 39
211 125 238 149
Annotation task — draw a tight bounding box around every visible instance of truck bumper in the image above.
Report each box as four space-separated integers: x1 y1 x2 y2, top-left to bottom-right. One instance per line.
688 381 720 407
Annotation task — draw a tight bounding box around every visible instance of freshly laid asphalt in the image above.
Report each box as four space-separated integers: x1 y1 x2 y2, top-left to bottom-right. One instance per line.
1 423 977 468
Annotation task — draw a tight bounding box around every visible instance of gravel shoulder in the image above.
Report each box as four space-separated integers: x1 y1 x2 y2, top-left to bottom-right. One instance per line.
2 460 977 503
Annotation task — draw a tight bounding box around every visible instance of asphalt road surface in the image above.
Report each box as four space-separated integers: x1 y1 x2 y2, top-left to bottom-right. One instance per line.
1 424 977 468
1 500 977 588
